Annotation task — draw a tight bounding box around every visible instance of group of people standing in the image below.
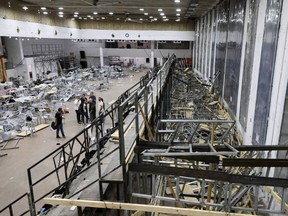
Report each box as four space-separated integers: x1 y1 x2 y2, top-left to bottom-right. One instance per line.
54 92 105 139
74 92 105 125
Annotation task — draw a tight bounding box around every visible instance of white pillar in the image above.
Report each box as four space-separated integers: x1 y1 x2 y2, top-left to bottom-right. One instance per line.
150 41 155 68
100 47 104 67
244 0 267 145
150 50 154 68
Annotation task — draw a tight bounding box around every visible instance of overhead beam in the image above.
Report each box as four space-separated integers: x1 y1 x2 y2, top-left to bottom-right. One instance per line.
128 163 288 187
44 198 255 216
223 158 288 167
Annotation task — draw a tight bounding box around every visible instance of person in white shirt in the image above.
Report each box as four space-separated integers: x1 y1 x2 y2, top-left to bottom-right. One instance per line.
74 95 81 124
98 97 105 127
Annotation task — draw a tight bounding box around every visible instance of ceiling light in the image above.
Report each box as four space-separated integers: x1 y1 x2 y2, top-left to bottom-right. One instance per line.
139 8 144 11
58 11 63 15
109 12 113 15
41 7 46 10
101 17 105 19
93 12 98 15
22 6 28 10
58 7 64 10
116 18 120 20
43 11 48 15
158 8 163 12
79 17 82 19
176 13 180 16
144 13 148 15
154 18 158 21
59 14 63 17
160 13 165 16
163 16 166 18
74 12 79 15
87 15 91 17
127 18 131 21
90 17 94 19
149 16 153 18
175 0 180 2
176 8 181 12
139 18 143 21
84 17 87 20
74 14 78 17
163 18 169 21
176 19 181 21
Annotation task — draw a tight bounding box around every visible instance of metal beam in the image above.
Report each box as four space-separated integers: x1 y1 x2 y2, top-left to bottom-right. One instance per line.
223 158 288 167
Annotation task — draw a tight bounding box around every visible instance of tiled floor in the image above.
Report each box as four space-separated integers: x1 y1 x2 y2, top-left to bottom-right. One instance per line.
0 70 146 212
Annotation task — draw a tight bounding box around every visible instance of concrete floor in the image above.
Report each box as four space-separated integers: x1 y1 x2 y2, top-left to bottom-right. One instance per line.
0 70 146 213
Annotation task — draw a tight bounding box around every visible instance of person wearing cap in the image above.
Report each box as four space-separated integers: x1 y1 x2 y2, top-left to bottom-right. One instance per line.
74 95 81 124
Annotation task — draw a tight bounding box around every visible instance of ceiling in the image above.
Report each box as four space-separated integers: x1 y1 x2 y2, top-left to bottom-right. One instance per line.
16 0 220 23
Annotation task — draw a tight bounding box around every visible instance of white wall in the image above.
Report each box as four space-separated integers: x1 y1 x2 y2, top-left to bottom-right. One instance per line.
0 19 194 41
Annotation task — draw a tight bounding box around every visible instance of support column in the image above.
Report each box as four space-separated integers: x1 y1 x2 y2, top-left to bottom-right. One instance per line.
150 41 154 69
100 46 104 67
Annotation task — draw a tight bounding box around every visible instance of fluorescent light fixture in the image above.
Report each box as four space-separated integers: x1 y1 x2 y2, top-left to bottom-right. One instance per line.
43 11 48 15
154 18 158 20
74 12 79 15
90 17 94 19
87 15 91 17
163 16 166 18
73 14 78 17
84 17 87 20
144 13 148 15
158 8 163 12
93 12 98 15
176 13 180 16
149 16 153 18
160 13 165 16
22 6 28 10
175 0 180 2
176 8 181 12
176 19 181 21
58 11 63 15
139 8 144 11
41 7 46 10
59 14 63 17
109 12 113 15
116 18 120 20
79 17 82 19
101 17 105 19
139 18 143 21
58 7 64 10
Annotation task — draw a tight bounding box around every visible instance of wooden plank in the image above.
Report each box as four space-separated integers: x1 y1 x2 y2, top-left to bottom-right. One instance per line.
44 198 255 216
17 124 49 137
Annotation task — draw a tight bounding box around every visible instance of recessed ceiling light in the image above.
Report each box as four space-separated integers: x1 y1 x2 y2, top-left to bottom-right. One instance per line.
22 6 28 10
58 11 63 15
74 12 79 15
176 13 180 16
43 11 48 15
175 0 180 2
158 9 163 12
160 13 165 16
93 12 98 15
176 8 181 12
144 13 148 15
109 12 113 15
139 8 144 11
58 7 64 10
41 7 46 10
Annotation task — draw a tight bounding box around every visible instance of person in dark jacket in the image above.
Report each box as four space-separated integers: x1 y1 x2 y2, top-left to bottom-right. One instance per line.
89 97 96 132
55 107 66 138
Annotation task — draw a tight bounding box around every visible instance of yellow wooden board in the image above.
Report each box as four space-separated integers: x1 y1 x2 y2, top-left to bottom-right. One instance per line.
17 124 49 137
